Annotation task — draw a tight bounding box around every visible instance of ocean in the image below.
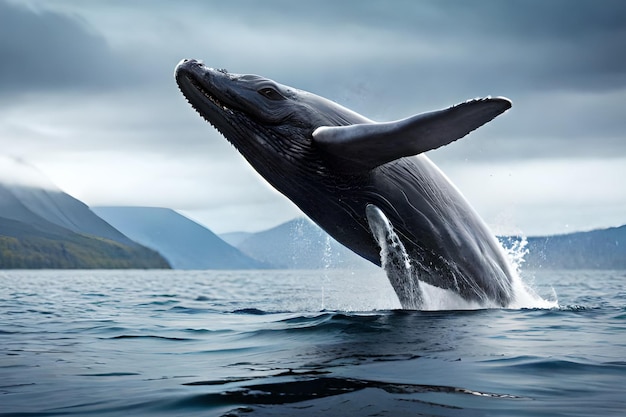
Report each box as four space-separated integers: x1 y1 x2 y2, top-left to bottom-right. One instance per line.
1 268 624 416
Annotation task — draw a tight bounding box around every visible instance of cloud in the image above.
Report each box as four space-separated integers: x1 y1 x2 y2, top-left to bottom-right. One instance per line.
0 155 58 189
441 157 626 235
178 0 626 95
1 0 625 234
0 0 140 94
430 87 626 163
32 149 300 233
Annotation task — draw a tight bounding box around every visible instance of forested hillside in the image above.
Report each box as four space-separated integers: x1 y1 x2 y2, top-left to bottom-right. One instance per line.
0 161 170 269
0 217 170 269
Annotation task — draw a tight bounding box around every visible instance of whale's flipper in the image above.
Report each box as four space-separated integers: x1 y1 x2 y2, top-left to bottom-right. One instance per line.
366 204 423 309
313 97 511 172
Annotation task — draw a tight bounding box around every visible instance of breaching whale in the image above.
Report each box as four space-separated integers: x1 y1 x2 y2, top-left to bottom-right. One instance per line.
175 59 515 308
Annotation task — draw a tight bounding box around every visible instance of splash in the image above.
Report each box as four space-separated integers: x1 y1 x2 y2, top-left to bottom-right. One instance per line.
499 236 558 309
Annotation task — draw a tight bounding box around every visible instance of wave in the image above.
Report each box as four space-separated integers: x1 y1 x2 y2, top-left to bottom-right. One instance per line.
482 355 626 375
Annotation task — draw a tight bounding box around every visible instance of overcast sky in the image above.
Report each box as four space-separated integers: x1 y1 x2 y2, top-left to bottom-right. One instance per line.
1 0 624 235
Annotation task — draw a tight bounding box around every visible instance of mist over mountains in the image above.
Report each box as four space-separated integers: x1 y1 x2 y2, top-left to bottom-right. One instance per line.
0 159 169 269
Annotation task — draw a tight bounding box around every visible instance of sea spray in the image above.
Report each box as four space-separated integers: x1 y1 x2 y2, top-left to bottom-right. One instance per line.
320 234 333 310
499 236 558 309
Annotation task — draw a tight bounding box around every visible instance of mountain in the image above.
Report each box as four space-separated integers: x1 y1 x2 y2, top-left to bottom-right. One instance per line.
236 218 373 269
219 231 253 247
235 216 626 271
0 179 170 269
93 207 269 269
4 180 136 246
523 225 626 269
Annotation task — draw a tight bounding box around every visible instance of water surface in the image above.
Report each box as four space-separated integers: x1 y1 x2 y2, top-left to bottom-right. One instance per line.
1 269 624 416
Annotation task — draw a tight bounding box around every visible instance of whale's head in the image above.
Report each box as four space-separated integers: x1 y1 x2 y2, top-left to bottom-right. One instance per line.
175 59 365 179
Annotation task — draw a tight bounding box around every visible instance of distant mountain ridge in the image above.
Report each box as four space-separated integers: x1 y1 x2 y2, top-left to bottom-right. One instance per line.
4 183 135 246
230 217 626 271
523 225 626 269
93 207 269 270
219 231 253 248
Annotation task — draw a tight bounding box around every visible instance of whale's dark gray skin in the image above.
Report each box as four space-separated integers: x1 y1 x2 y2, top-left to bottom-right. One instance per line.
175 59 515 307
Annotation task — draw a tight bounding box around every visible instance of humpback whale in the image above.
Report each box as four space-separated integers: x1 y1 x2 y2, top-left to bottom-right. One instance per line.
175 59 515 308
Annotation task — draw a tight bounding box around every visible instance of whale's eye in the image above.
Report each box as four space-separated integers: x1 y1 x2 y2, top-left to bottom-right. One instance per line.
258 87 285 101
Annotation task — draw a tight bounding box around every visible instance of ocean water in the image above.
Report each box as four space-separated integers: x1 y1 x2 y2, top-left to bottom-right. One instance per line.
1 268 625 416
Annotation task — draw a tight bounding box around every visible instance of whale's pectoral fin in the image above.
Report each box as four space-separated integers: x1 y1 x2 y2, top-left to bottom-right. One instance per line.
313 97 511 172
365 204 423 309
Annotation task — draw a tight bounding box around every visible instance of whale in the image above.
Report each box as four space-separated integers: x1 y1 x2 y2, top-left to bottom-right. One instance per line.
175 59 515 308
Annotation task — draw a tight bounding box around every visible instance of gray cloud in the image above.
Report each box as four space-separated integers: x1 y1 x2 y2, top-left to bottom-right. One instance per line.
1 0 625 234
0 0 140 94
181 0 626 94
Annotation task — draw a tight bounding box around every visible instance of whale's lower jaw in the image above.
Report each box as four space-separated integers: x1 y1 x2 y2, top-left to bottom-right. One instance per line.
175 67 237 143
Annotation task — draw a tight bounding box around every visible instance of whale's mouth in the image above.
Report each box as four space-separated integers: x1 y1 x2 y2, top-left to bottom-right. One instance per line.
175 60 236 122
186 75 232 114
